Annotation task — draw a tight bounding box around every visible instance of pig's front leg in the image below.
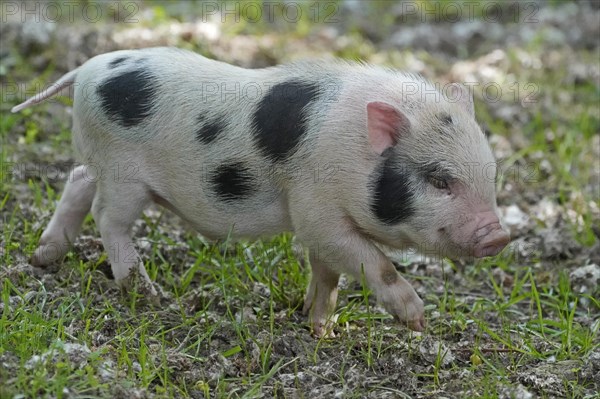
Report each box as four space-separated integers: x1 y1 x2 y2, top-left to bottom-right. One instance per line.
32 165 96 266
91 181 157 297
302 256 340 338
300 219 425 335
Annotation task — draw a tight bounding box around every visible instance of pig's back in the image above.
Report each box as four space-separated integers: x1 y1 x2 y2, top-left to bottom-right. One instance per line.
71 48 299 238
68 48 429 239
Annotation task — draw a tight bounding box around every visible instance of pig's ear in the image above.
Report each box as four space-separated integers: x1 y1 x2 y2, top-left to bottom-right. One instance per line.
366 101 410 156
447 83 474 117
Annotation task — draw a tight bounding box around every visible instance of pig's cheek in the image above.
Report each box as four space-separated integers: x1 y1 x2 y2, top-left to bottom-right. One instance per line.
437 225 465 250
407 211 445 247
432 211 473 249
406 226 439 255
434 229 471 257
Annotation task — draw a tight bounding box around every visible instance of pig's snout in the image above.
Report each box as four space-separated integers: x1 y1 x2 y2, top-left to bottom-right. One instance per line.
472 221 510 258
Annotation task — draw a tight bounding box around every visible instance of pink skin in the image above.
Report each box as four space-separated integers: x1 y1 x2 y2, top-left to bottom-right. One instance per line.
472 217 510 257
436 180 510 259
447 210 510 258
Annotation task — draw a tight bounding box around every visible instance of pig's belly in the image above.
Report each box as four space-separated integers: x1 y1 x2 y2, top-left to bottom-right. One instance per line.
148 179 294 240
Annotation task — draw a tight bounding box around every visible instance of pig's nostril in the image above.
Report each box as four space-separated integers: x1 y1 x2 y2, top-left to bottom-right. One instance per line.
475 222 499 239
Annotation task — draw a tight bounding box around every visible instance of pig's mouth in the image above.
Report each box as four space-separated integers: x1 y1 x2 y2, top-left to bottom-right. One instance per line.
471 222 510 258
472 223 510 258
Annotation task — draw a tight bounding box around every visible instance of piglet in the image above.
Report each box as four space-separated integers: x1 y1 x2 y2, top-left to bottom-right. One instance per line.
12 48 510 337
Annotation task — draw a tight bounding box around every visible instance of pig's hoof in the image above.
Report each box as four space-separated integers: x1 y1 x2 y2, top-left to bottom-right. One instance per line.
30 243 66 267
311 322 336 339
408 316 426 332
30 251 47 267
141 283 160 305
393 314 426 332
138 277 159 298
119 283 160 305
116 275 159 302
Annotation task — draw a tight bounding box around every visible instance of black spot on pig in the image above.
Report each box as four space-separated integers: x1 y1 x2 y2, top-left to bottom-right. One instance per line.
435 113 453 134
97 69 156 127
439 113 453 126
371 158 415 224
196 115 226 144
109 57 129 68
252 80 319 162
212 163 256 201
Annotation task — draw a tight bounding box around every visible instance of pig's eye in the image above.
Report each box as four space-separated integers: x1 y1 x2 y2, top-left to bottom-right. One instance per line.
428 176 448 190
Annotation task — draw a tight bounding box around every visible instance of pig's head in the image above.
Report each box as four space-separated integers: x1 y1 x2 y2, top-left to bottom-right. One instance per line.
366 83 510 259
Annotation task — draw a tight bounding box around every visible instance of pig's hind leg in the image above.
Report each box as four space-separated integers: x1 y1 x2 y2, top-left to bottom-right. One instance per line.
32 165 96 266
91 179 157 297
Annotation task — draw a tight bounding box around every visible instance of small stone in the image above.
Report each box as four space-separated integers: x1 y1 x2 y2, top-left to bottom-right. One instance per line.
418 338 454 367
580 350 600 383
570 264 600 293
253 282 271 298
569 264 600 307
235 306 256 323
503 204 529 233
499 384 533 399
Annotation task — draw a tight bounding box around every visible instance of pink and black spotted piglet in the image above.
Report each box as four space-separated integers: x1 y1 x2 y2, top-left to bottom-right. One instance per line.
13 47 509 337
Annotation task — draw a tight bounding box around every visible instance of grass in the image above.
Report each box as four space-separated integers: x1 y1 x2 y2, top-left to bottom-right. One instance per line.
1 107 598 397
5 189 595 398
1 2 599 398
